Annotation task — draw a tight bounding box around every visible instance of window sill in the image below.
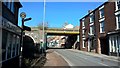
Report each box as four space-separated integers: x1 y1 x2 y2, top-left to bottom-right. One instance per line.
115 10 120 15
99 16 105 19
115 28 120 31
89 33 94 35
100 31 105 34
99 17 105 22
115 9 120 12
82 47 85 48
90 21 94 23
99 16 105 20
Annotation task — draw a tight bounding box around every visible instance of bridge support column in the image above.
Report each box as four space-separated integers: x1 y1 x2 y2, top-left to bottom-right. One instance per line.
73 35 80 49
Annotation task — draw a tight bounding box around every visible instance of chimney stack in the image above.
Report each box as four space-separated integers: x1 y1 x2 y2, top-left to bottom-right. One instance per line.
88 10 92 13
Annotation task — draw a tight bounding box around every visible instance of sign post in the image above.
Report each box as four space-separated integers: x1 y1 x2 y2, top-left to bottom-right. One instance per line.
19 12 31 68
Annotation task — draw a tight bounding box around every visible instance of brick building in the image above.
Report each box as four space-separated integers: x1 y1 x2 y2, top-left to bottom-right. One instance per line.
80 1 120 56
0 1 22 67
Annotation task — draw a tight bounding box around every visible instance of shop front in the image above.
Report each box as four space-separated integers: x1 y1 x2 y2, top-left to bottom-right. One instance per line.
108 31 120 56
1 17 21 67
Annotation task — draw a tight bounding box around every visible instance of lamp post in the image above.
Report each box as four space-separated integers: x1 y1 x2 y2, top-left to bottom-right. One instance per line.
42 0 46 54
20 12 31 68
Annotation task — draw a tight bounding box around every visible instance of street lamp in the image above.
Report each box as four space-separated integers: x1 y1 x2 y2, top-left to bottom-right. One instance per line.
42 0 46 54
19 12 32 68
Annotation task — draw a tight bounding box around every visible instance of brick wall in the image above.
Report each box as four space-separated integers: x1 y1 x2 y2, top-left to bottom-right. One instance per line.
79 2 117 54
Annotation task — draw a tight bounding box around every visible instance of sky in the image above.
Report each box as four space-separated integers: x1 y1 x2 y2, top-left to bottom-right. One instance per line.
18 2 104 28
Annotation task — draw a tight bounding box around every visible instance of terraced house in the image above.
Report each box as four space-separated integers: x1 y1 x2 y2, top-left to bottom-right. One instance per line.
80 1 120 56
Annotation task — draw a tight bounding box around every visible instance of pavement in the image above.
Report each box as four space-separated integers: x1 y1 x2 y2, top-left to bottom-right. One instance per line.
68 49 120 62
43 49 70 68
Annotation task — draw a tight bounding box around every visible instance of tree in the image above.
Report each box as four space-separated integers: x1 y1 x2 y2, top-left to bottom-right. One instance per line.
62 21 68 28
38 22 48 30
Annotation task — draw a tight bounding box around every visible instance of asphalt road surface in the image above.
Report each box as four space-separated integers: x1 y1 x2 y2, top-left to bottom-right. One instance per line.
54 49 119 68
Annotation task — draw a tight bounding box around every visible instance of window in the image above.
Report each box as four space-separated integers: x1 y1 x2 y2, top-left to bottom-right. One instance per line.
117 1 120 10
99 8 104 18
7 34 13 59
90 14 94 23
3 0 15 13
109 35 120 53
82 20 85 27
12 35 16 57
82 40 85 48
16 36 20 55
118 36 120 53
100 21 105 33
82 30 85 37
117 15 120 29
82 30 85 35
3 0 7 5
2 30 8 61
89 25 94 35
11 2 14 13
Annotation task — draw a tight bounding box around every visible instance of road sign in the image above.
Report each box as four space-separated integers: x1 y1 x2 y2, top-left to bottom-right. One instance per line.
24 18 32 22
20 12 26 18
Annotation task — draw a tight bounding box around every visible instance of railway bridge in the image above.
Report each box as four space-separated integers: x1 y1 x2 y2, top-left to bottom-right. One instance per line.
25 27 80 49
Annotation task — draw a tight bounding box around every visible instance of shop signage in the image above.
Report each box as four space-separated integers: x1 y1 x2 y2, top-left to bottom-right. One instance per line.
2 17 21 35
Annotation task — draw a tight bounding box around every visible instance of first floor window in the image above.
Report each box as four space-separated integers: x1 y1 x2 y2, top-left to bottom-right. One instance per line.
100 21 105 33
11 2 14 13
90 14 94 23
117 1 120 10
89 25 94 35
3 0 15 13
99 8 104 18
117 15 120 29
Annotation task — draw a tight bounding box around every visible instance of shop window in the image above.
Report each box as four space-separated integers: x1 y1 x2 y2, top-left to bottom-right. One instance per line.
12 35 16 57
2 30 8 61
109 36 120 53
16 36 20 56
6 34 13 59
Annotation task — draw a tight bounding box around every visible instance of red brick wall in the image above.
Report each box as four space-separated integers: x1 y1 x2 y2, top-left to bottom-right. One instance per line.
104 2 116 33
79 2 116 54
80 16 90 51
94 2 116 54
